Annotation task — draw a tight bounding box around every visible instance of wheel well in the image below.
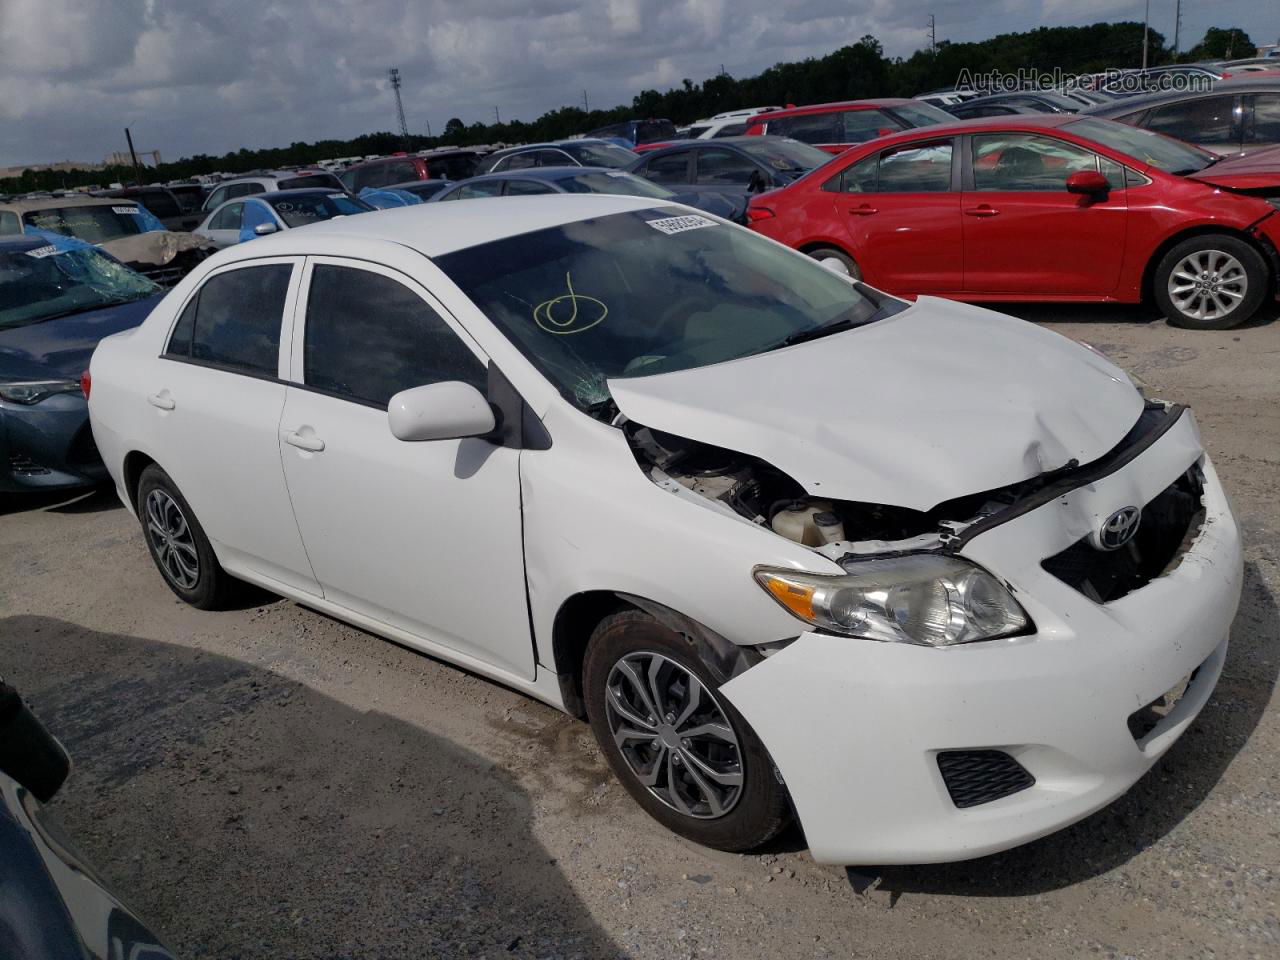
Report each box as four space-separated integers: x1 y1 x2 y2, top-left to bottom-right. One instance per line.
1141 226 1275 302
122 451 157 511
799 241 853 261
551 591 631 718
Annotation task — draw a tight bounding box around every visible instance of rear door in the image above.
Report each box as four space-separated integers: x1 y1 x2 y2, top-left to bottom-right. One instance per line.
960 132 1127 295
151 259 320 595
827 137 963 292
278 258 534 678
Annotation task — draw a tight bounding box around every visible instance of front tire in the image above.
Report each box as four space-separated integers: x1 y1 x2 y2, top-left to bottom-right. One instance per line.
583 610 791 852
1152 234 1267 330
136 464 234 610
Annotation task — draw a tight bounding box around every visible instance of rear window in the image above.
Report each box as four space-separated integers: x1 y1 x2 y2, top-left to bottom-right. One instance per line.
132 191 181 219
278 173 344 191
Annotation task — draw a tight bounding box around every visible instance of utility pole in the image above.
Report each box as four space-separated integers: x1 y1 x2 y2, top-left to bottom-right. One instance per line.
1142 0 1150 69
388 68 409 150
582 89 589 112
123 127 142 185
1173 0 1182 56
494 106 501 125
928 14 936 56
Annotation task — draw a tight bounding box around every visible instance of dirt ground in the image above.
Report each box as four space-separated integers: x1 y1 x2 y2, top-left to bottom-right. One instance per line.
2 305 1277 960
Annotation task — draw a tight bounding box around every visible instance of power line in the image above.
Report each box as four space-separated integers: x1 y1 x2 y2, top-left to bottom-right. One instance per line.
388 68 409 147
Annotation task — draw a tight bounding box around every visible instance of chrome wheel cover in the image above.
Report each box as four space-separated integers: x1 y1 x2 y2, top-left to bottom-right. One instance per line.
1168 249 1247 322
604 651 744 819
145 489 200 589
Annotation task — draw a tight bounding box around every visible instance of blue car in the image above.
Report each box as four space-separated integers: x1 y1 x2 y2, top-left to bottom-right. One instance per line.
428 166 747 222
0 234 163 493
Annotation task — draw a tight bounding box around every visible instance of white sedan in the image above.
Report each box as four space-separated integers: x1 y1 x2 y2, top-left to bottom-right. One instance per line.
86 196 1242 864
194 188 373 249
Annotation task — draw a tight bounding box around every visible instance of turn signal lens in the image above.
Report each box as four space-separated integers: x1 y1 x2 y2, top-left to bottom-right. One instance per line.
754 555 1030 647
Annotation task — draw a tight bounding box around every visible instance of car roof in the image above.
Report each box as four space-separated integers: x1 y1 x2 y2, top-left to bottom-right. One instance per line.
750 98 919 120
0 195 134 212
219 194 664 259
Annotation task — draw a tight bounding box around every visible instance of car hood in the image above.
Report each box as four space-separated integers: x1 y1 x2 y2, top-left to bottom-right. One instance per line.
0 295 160 381
1187 145 1280 190
607 297 1144 511
100 231 208 266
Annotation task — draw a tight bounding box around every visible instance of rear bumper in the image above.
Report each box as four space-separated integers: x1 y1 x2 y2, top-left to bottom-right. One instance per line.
722 412 1243 864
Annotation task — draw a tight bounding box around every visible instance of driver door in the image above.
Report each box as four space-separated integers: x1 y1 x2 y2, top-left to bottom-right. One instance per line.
278 257 535 679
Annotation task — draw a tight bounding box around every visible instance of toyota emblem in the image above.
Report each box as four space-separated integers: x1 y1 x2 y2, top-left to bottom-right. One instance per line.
1095 506 1142 551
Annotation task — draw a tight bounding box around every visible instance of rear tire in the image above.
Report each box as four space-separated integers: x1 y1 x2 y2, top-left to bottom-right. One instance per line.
1152 234 1267 330
806 246 861 280
136 464 234 610
583 610 791 852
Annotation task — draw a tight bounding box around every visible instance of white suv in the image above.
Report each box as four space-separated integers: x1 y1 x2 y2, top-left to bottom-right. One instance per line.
87 196 1242 864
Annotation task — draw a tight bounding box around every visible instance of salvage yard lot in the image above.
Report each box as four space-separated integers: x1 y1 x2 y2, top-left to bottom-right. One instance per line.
2 307 1278 960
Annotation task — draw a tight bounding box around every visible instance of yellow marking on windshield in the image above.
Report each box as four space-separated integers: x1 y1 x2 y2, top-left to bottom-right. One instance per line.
533 271 608 335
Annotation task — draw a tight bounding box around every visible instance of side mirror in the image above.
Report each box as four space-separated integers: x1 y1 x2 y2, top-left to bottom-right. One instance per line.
253 222 279 236
0 680 70 803
1066 171 1110 197
387 381 496 442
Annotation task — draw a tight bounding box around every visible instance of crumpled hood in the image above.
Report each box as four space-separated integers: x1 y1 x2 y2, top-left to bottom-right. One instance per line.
100 231 208 266
1187 146 1280 191
0 295 160 381
608 297 1144 511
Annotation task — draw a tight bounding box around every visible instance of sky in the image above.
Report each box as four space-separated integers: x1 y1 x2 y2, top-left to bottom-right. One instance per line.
1 0 1273 168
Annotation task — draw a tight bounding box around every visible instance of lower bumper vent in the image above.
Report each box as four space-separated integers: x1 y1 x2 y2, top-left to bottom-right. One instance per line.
937 750 1035 808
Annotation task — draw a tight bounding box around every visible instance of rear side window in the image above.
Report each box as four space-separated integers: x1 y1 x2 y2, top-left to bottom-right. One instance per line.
165 264 290 376
768 113 838 144
1144 96 1240 146
1247 93 1280 145
642 151 690 184
826 141 952 193
840 109 904 144
0 211 19 235
303 265 485 407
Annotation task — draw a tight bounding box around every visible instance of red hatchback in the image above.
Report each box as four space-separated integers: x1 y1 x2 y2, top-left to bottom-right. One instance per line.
743 99 954 154
747 115 1280 329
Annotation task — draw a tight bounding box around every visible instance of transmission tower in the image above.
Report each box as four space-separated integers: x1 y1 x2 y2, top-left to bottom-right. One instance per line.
928 14 936 56
388 68 409 147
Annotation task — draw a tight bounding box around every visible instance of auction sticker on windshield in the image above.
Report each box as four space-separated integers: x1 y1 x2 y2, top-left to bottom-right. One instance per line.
646 214 716 235
112 206 141 215
23 244 59 258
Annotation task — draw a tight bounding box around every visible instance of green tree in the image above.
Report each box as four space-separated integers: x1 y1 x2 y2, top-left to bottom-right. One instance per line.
1185 27 1254 61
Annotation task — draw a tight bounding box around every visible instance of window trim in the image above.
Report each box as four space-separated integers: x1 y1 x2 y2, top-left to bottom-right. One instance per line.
287 255 492 409
824 137 959 195
159 256 304 382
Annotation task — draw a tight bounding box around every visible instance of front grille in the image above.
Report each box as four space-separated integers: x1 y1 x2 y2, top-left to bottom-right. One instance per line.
1042 466 1204 604
937 750 1035 808
8 454 51 476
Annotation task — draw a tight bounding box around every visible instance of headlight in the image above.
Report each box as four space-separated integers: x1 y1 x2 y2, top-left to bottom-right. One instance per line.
754 554 1029 647
0 380 81 405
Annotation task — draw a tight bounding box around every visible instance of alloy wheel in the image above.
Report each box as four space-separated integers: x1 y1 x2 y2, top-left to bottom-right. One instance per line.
603 651 744 819
1167 249 1247 322
144 489 200 589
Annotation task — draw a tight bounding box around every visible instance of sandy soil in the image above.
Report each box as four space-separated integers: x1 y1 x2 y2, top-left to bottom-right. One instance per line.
2 305 1277 959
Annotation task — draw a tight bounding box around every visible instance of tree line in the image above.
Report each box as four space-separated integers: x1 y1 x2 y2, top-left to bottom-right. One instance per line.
2 21 1255 194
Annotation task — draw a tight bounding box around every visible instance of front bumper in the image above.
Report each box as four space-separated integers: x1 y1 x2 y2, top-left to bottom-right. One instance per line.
721 410 1243 864
0 396 105 494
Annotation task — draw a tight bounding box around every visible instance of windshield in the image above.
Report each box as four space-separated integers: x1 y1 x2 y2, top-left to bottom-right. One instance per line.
737 138 831 171
0 243 159 329
565 142 637 168
558 172 674 199
22 205 148 243
436 208 884 409
267 192 372 227
1065 117 1217 174
887 101 954 127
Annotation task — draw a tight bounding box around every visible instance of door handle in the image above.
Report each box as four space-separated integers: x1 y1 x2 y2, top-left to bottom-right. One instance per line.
848 204 878 215
147 392 175 411
284 430 325 453
964 205 1000 217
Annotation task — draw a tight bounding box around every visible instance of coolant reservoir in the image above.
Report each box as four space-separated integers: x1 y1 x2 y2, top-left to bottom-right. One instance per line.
771 500 836 547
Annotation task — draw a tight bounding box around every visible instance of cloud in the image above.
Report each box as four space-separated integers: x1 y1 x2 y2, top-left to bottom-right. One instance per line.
0 0 1268 167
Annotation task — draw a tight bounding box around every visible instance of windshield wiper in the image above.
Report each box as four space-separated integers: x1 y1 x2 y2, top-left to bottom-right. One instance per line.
778 316 857 347
4 296 144 328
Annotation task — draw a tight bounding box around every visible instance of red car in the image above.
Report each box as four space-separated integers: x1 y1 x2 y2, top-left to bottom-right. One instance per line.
742 99 954 154
747 115 1280 329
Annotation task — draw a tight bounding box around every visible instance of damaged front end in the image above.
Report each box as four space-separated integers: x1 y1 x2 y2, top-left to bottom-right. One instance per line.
623 399 1207 639
100 231 212 287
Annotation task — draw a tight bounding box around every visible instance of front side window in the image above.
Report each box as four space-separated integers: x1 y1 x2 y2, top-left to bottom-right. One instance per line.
303 265 485 407
534 150 572 167
436 208 891 409
209 202 244 231
1145 96 1240 145
564 142 637 168
503 152 538 170
972 134 1118 191
695 148 758 185
768 113 838 144
166 264 290 376
451 181 504 200
1247 93 1280 144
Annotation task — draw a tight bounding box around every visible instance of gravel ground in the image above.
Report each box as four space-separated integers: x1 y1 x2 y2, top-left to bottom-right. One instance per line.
2 305 1277 959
